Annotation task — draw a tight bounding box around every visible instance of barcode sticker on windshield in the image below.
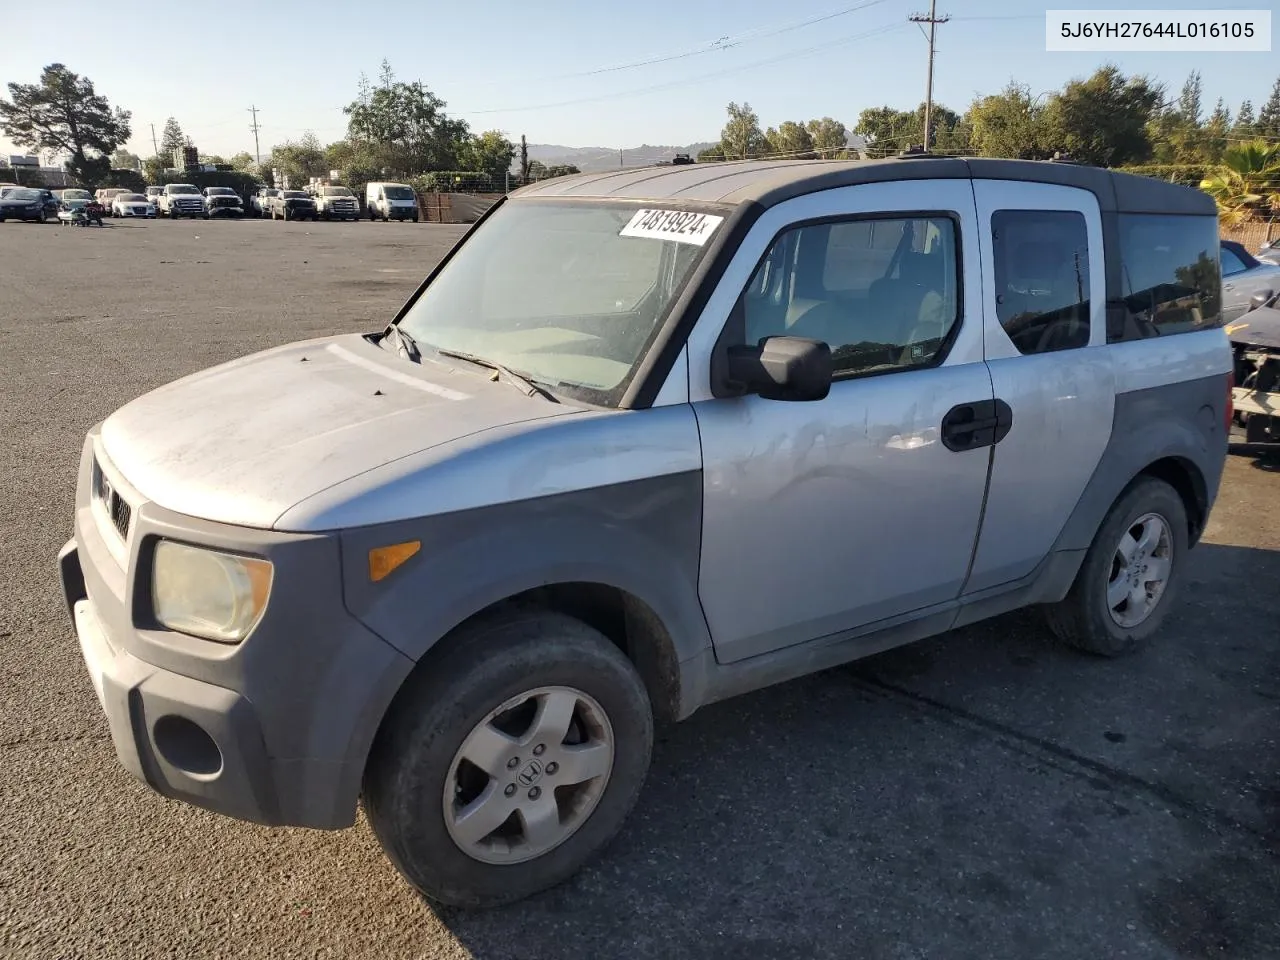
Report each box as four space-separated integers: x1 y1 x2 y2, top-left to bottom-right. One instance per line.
620 209 725 246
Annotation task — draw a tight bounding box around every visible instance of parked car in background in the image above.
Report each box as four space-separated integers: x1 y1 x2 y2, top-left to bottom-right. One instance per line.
1222 240 1280 323
111 192 156 218
35 189 60 218
270 190 318 221
159 183 205 219
251 188 279 217
145 185 165 207
96 188 128 211
314 185 360 221
61 188 93 204
365 181 419 222
1257 238 1280 266
203 186 245 218
0 187 53 222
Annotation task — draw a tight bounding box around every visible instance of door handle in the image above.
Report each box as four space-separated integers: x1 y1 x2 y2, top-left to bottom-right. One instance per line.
941 399 1013 452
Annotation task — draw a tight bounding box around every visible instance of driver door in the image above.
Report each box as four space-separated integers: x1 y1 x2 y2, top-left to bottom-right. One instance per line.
688 179 997 664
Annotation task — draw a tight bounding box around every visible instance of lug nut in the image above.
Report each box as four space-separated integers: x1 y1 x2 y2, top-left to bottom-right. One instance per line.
528 787 541 800
504 784 516 797
507 757 519 769
545 762 559 775
533 744 545 756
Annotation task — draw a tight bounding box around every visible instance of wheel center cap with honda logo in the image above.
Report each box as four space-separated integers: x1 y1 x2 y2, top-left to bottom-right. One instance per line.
517 758 543 787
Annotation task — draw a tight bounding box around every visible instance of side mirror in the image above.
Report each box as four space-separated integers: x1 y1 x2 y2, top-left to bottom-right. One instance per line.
726 336 833 402
1250 289 1274 313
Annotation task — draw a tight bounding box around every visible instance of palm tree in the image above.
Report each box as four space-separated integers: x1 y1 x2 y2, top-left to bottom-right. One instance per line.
1200 139 1280 225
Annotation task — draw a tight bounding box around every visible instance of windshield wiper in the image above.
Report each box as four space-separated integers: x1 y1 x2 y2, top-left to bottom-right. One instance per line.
433 348 560 403
382 324 421 362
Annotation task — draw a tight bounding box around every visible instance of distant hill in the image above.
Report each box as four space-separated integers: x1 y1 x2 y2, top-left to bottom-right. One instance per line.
524 142 718 172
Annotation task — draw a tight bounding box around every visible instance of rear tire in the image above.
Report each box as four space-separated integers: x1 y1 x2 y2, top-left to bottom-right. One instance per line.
1043 476 1188 657
363 609 654 909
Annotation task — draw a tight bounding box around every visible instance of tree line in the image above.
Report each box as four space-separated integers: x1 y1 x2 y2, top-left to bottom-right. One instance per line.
0 60 573 195
706 65 1280 171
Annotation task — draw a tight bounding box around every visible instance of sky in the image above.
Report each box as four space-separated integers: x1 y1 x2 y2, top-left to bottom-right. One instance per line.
1 0 1276 161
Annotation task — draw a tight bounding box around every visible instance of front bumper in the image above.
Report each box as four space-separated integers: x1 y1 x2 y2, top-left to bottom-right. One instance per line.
385 206 417 220
58 430 413 829
207 206 244 217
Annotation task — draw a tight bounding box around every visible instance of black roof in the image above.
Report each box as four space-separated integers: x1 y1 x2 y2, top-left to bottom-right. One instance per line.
512 156 1214 216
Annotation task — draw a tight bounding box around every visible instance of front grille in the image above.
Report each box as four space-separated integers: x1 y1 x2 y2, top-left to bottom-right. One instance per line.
93 458 132 541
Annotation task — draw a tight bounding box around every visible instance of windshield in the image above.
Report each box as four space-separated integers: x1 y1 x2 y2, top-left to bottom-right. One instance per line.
7 188 40 201
207 187 235 195
282 191 308 199
384 186 414 200
396 201 723 405
323 187 353 196
119 194 147 202
169 185 199 195
63 189 91 200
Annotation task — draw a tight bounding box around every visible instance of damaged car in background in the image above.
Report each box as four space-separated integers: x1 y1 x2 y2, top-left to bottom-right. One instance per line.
1228 289 1280 445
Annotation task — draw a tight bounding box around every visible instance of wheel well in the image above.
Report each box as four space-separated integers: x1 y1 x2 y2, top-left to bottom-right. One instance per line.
1137 456 1207 544
454 583 683 724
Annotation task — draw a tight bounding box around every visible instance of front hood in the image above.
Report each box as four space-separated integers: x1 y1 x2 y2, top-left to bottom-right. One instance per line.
1228 307 1280 351
100 333 581 529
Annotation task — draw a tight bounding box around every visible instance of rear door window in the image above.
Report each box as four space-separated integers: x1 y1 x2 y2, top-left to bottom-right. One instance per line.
1111 214 1221 340
991 210 1091 355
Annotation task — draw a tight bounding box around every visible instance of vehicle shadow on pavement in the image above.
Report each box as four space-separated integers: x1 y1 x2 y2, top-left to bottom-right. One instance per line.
435 543 1280 960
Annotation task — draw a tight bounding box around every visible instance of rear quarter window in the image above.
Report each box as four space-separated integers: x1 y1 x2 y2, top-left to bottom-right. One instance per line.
1111 214 1221 341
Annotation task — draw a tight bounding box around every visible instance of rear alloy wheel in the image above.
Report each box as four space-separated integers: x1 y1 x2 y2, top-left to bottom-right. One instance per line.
1044 476 1187 656
364 610 653 908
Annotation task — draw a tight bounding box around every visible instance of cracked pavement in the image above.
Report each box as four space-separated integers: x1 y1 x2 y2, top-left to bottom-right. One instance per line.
1 218 1278 960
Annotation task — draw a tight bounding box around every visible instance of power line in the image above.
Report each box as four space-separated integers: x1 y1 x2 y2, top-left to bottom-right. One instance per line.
462 22 908 116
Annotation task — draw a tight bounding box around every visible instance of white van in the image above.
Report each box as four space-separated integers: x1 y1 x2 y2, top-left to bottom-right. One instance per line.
365 181 419 222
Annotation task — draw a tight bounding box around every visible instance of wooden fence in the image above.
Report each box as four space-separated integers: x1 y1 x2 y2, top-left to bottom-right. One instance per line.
418 192 504 224
1221 220 1278 252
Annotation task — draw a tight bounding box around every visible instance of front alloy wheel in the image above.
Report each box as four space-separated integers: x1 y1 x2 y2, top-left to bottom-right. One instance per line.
444 686 614 864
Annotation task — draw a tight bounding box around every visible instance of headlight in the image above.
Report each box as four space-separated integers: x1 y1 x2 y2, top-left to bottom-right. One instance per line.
152 540 273 643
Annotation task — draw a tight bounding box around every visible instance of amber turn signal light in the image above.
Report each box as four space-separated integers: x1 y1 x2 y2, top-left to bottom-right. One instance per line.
369 541 421 582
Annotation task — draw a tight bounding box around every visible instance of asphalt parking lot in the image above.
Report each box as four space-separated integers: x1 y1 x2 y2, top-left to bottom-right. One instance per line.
1 216 1278 960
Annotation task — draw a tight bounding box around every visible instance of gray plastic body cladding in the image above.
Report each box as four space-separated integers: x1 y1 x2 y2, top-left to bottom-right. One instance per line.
1053 372 1228 555
340 471 710 709
71 428 413 829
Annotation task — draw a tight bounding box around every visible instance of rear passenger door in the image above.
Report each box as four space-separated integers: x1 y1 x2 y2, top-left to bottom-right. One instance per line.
963 180 1114 594
689 179 996 664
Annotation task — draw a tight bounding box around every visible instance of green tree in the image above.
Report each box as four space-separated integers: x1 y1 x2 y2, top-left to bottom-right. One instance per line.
1202 98 1231 164
720 101 766 159
1176 70 1203 125
1235 99 1256 137
159 116 184 154
459 130 516 184
765 120 815 159
697 144 725 162
1200 139 1280 225
1258 77 1280 138
854 106 917 157
0 63 132 188
805 117 848 157
342 59 468 175
966 82 1047 159
228 151 256 172
268 131 327 184
142 155 165 182
1040 65 1161 167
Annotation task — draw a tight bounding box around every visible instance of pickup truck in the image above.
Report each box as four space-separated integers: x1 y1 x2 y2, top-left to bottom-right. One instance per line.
313 185 360 221
203 187 245 218
160 183 206 219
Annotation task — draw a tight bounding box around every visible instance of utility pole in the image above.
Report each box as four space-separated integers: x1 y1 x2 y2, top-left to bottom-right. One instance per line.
909 0 949 151
248 105 262 165
150 122 159 156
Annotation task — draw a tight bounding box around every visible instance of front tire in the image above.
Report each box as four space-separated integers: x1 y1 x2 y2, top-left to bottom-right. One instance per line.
363 610 654 909
1043 476 1188 657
